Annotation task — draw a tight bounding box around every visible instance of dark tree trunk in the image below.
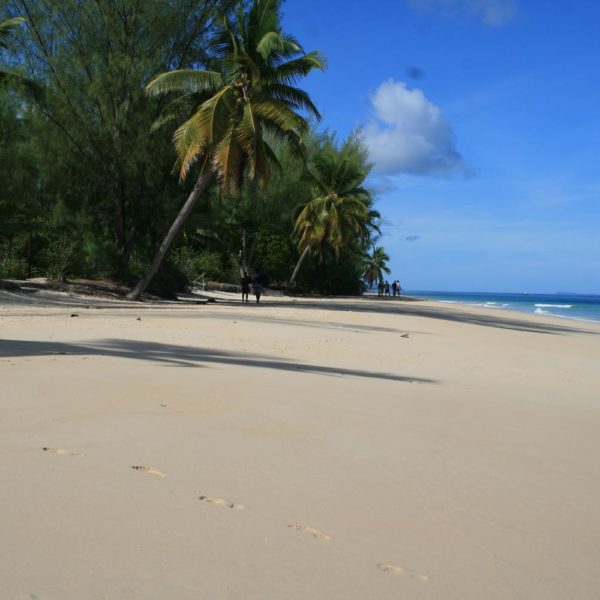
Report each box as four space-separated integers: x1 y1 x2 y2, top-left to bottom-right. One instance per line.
114 173 129 278
26 228 32 278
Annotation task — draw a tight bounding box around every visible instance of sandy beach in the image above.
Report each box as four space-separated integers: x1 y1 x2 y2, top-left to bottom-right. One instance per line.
1 290 599 599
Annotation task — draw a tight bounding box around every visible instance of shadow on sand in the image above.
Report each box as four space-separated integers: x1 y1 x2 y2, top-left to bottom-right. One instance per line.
210 297 597 336
0 338 435 384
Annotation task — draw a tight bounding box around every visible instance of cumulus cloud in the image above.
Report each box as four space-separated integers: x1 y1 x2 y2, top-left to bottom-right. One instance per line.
408 0 517 27
362 80 468 177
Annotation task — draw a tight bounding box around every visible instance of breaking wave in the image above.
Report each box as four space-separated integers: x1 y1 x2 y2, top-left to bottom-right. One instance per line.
534 303 572 309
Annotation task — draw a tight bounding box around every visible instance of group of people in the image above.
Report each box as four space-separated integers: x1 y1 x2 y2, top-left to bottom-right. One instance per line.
241 270 267 303
377 280 402 297
240 271 402 302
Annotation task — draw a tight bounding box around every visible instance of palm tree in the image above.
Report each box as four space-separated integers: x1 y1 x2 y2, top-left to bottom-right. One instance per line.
362 246 390 289
0 17 24 50
288 148 380 289
1 17 42 101
0 17 25 82
128 0 324 299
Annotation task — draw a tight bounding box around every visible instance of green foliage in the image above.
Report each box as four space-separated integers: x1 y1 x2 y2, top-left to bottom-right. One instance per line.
171 247 224 283
0 0 392 297
288 131 380 289
2 0 234 279
251 231 296 284
126 0 326 297
42 236 77 282
0 17 25 50
0 257 27 279
146 0 325 188
362 246 391 288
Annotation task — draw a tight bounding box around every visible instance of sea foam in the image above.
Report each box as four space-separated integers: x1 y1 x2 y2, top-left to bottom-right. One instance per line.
534 303 573 309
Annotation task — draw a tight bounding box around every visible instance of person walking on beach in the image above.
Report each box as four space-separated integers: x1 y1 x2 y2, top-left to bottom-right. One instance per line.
397 281 402 296
241 272 251 303
252 269 265 303
384 281 390 296
377 280 384 296
392 281 398 297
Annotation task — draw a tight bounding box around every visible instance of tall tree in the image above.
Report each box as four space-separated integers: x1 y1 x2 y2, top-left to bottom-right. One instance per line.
127 0 325 299
3 0 231 276
288 140 380 289
0 16 23 49
362 246 390 288
0 16 24 83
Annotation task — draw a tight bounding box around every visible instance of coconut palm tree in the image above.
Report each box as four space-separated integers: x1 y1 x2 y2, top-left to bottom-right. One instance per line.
0 17 24 50
0 17 24 82
128 0 324 299
362 246 390 289
1 17 42 101
288 148 380 289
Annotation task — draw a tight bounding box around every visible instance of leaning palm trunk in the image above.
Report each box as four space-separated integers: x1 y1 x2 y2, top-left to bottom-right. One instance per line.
287 246 310 290
127 169 214 300
130 1 324 300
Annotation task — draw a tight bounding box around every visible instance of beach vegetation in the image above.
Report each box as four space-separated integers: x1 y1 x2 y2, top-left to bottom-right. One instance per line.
289 134 380 289
0 0 393 297
127 0 325 298
362 246 391 289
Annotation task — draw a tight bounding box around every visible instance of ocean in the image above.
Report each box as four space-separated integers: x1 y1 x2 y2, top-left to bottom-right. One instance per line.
399 290 600 323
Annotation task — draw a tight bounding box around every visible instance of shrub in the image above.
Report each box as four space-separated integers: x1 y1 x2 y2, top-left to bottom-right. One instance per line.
0 257 28 279
172 247 225 284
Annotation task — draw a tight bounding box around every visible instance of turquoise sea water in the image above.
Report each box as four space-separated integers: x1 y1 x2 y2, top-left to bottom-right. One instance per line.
400 291 600 323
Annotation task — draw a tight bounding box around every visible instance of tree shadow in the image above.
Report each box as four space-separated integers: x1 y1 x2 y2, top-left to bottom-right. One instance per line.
4 287 593 336
0 338 436 384
160 310 410 334
258 298 598 336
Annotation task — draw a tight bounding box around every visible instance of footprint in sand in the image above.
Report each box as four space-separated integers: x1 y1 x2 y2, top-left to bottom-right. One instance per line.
288 524 332 541
198 495 244 510
377 563 429 581
43 447 84 456
131 465 166 478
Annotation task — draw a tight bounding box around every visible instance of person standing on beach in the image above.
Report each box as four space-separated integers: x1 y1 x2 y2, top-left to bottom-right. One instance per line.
392 281 398 297
253 269 265 303
384 281 390 296
241 272 251 303
397 281 402 296
378 280 384 296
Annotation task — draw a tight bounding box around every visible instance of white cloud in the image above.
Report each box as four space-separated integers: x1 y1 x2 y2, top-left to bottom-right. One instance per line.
408 0 517 27
362 80 468 177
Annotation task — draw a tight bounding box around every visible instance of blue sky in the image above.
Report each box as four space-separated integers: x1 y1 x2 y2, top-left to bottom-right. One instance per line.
282 0 600 293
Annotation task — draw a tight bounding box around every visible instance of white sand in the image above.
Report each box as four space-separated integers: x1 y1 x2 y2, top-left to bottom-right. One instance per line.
1 292 599 599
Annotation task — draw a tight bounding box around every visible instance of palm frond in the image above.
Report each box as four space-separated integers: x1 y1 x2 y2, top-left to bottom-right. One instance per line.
265 51 326 86
213 124 244 195
150 94 197 132
253 97 307 134
0 17 25 50
146 0 323 197
173 85 236 179
256 30 285 60
264 83 321 120
146 70 224 97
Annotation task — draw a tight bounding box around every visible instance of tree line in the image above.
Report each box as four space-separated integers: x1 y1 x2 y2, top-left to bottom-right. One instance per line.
0 0 391 297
